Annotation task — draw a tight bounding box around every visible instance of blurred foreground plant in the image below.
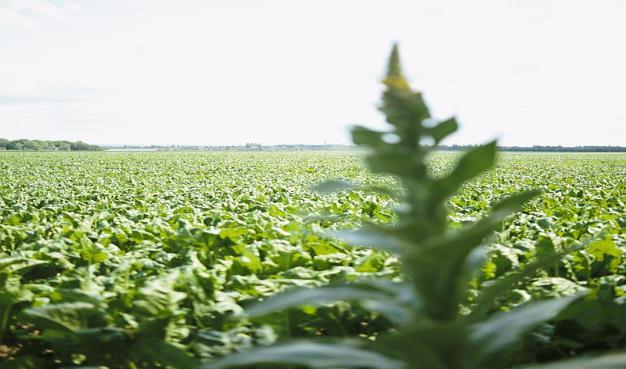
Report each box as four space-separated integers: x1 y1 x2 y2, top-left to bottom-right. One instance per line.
201 45 626 369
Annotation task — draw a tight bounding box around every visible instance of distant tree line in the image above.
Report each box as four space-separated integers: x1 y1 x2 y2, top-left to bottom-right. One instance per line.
440 145 626 152
102 144 626 152
0 138 102 151
103 144 356 152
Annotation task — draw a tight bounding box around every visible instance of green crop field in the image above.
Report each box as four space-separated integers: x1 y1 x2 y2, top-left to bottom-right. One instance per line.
0 151 624 368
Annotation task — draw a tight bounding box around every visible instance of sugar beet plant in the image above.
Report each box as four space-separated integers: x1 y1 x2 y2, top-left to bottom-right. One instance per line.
203 46 626 369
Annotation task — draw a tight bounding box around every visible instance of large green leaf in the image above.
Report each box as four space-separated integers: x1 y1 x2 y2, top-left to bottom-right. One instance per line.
351 126 388 147
431 141 497 199
470 295 581 360
22 302 99 333
492 190 541 212
201 341 404 369
516 353 626 369
247 285 389 316
328 227 406 254
468 236 595 321
246 281 415 325
426 117 458 144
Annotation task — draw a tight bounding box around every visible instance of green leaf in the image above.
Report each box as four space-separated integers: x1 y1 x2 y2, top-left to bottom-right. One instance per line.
366 151 417 177
470 295 581 361
0 257 47 274
132 339 198 369
135 318 170 340
586 237 621 273
469 238 595 321
516 353 626 369
72 327 129 357
246 281 414 325
22 302 98 333
328 227 406 254
453 141 497 180
492 190 541 212
246 285 388 317
432 141 497 199
359 299 415 326
201 341 404 369
351 126 387 147
426 117 458 143
0 282 33 340
311 180 356 193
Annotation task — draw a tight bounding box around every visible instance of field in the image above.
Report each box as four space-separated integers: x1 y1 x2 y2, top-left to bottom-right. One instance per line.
0 151 625 368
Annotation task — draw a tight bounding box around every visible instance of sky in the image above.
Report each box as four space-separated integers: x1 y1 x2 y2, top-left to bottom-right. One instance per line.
0 0 625 146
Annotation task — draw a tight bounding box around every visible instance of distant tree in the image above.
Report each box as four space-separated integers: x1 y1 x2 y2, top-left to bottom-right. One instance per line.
244 143 263 150
57 143 71 151
0 138 101 151
439 144 626 153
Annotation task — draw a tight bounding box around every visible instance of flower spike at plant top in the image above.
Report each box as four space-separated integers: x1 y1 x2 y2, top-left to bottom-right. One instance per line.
201 45 622 369
383 44 411 91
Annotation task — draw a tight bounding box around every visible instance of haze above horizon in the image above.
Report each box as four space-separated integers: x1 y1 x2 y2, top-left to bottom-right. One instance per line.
1 0 625 146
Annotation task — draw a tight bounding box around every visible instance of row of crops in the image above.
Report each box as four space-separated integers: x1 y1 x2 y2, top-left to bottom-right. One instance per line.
0 150 624 368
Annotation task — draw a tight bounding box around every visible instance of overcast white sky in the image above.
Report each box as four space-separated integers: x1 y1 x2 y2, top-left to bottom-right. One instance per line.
0 0 625 146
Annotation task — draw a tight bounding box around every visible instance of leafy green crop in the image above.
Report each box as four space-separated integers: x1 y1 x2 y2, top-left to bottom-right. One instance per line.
0 53 624 369
201 45 626 369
